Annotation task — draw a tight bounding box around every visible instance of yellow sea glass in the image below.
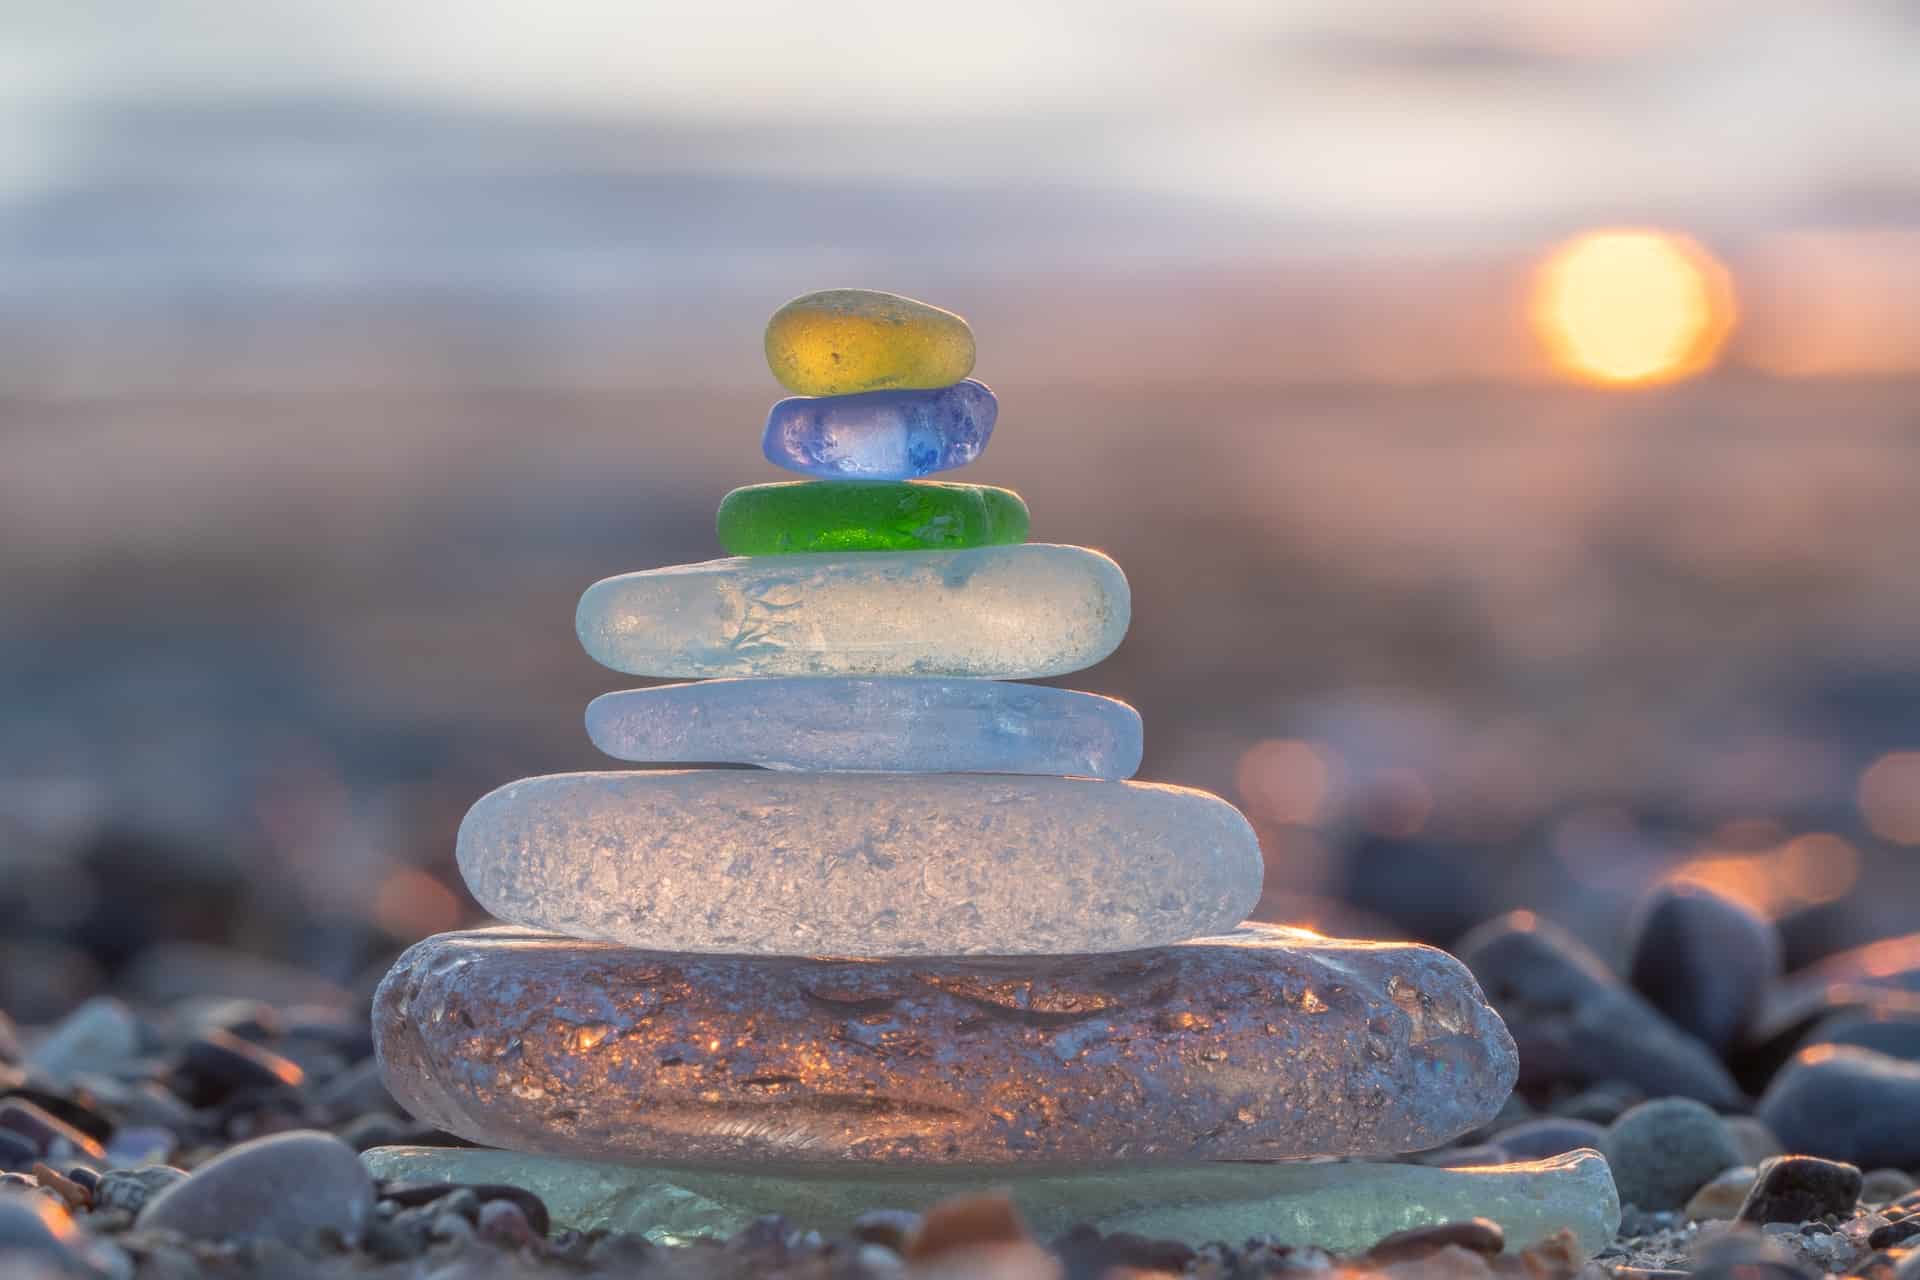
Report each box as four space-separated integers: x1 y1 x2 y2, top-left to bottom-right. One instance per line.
764 289 975 396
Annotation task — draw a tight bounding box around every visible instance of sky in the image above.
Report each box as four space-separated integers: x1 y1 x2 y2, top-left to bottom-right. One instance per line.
4 0 1919 235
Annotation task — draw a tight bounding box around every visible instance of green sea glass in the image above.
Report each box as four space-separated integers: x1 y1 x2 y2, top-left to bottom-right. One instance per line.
716 481 1028 554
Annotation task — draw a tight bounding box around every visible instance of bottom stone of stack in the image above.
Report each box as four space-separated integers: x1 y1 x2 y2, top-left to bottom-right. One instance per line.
361 1145 1619 1256
373 926 1518 1167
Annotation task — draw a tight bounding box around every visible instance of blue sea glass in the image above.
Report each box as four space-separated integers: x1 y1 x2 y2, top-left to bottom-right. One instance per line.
586 677 1143 778
762 380 997 480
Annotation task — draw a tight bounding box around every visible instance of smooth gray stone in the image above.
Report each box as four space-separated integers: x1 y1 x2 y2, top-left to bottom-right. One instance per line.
575 544 1130 679
585 678 1144 778
456 771 1260 956
374 926 1517 1166
361 1146 1618 1256
135 1130 375 1246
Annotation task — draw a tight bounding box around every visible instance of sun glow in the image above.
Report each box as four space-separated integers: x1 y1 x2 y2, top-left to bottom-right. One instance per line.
1532 230 1735 386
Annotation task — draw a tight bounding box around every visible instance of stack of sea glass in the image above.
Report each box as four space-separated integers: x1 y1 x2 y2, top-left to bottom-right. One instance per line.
370 291 1567 1246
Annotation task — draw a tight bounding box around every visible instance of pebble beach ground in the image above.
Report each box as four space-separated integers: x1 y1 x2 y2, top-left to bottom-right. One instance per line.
2 876 1916 1279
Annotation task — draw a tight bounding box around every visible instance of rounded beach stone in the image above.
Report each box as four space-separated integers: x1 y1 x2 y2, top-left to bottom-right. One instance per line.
373 925 1518 1167
1626 878 1780 1051
1600 1097 1741 1210
765 289 975 396
716 481 1028 555
576 544 1129 679
135 1129 375 1245
585 678 1143 778
456 771 1256 955
763 380 997 481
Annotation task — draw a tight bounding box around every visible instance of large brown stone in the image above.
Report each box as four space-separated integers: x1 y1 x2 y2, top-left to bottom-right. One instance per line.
373 926 1516 1168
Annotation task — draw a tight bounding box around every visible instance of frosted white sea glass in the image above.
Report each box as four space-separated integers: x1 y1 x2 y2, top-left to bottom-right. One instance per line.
574 544 1129 679
456 771 1260 956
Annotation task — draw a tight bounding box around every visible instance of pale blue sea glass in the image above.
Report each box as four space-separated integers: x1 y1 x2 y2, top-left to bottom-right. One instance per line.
762 380 997 480
575 544 1129 679
586 678 1143 778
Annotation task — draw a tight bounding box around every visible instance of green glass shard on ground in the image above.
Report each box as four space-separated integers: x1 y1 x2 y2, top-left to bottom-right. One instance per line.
716 480 1029 554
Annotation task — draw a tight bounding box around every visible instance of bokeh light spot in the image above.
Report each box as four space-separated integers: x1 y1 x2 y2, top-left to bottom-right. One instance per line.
1235 738 1338 826
1859 751 1920 845
1532 229 1735 386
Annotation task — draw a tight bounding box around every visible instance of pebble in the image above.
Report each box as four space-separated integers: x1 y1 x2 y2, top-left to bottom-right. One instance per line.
134 1129 375 1246
0 1130 39 1171
93 1166 186 1215
458 771 1258 957
375 924 1516 1165
1627 879 1781 1051
1494 1117 1607 1159
25 998 139 1082
0 1011 20 1065
1862 1169 1917 1204
763 380 997 481
1685 1165 1758 1220
764 289 975 397
176 1028 303 1104
716 480 1028 555
1759 1046 1920 1168
1870 1219 1920 1250
378 1181 550 1235
1738 1154 1863 1224
475 1197 535 1249
1601 1097 1743 1210
1365 1217 1506 1260
577 543 1128 680
1802 1010 1920 1062
851 1208 922 1252
1458 912 1745 1107
585 677 1144 779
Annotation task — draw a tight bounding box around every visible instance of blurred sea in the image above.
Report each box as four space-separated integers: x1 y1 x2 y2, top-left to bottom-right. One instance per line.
2 94 1918 1017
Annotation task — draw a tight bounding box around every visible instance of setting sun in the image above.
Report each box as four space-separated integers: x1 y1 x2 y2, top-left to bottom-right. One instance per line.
1531 230 1735 386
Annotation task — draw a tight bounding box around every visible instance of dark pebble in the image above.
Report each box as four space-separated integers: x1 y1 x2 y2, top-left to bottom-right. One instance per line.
1054 1224 1196 1280
62 1167 97 1193
1760 1047 1920 1168
1495 1116 1607 1159
0 1100 105 1163
0 1130 38 1172
1365 1218 1505 1261
176 1028 304 1104
378 1181 550 1236
1869 1219 1920 1250
1458 913 1745 1107
0 1089 112 1144
1628 879 1782 1051
851 1207 920 1252
1603 1097 1743 1210
1739 1155 1864 1224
